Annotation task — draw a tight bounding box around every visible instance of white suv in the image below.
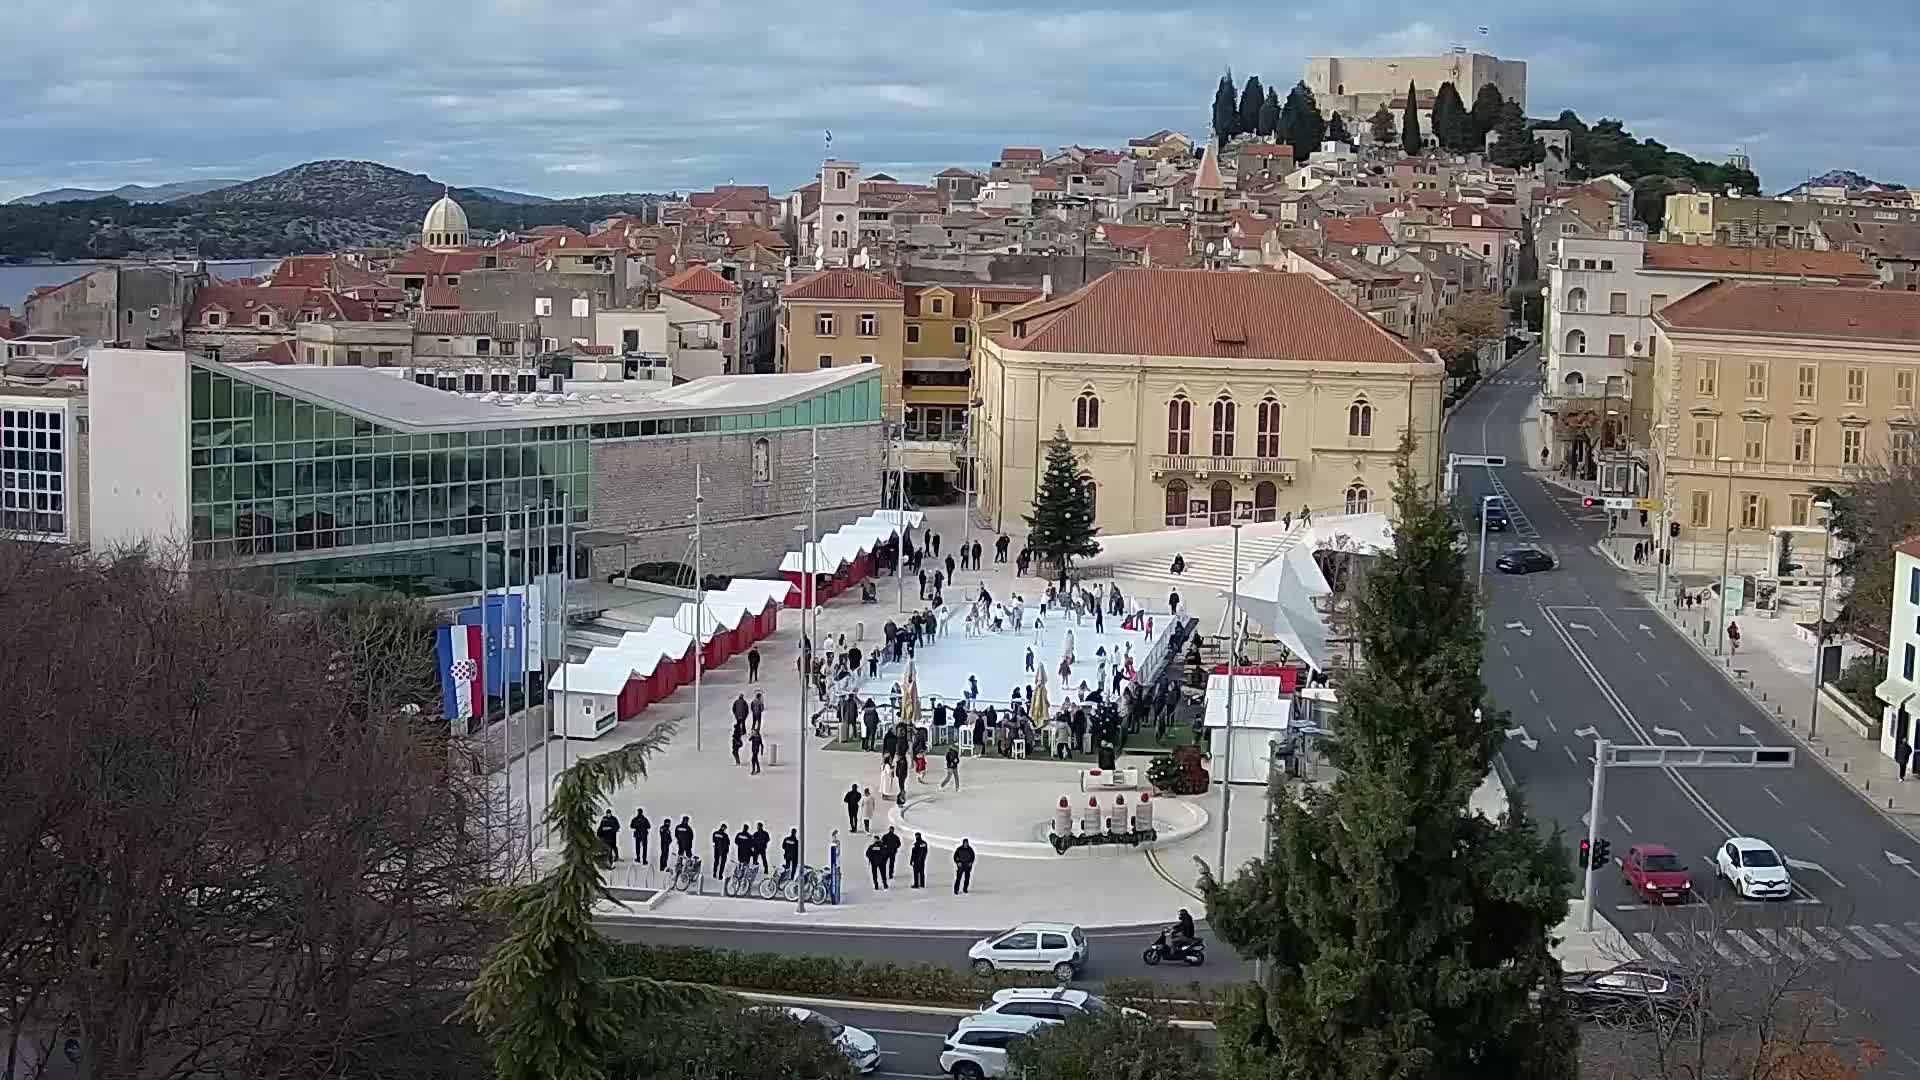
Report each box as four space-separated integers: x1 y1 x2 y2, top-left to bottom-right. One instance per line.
976 987 1144 1023
939 1014 1050 1080
967 922 1089 983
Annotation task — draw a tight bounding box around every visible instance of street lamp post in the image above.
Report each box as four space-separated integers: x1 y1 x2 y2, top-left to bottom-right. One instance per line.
1477 494 1497 625
1808 500 1834 737
798 423 821 912
1717 457 1735 656
1217 520 1243 875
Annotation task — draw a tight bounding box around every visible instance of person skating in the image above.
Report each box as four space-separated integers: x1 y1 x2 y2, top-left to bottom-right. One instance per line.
860 786 877 832
673 816 695 859
749 729 764 774
910 832 929 888
866 836 887 889
597 811 621 862
747 646 761 682
658 818 672 871
630 807 650 865
952 839 975 894
711 823 730 879
782 828 800 874
881 826 902 883
750 691 765 735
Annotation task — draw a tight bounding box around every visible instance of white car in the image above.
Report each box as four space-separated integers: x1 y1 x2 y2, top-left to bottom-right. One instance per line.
968 922 1089 983
976 987 1145 1023
939 1013 1051 1080
1714 836 1793 900
754 1006 881 1073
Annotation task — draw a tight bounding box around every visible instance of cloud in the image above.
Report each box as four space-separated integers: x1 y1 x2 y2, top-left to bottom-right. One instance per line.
0 0 1913 202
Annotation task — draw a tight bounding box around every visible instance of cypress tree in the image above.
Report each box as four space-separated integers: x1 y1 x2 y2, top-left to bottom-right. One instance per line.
1259 86 1281 138
1400 81 1423 155
1368 103 1397 146
1325 112 1351 145
1239 75 1266 142
1024 427 1101 577
1203 445 1578 1080
1280 80 1326 164
1432 81 1472 151
1488 101 1544 169
1212 72 1239 145
1470 82 1508 144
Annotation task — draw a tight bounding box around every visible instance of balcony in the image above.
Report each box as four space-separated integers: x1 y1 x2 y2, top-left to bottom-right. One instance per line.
1675 456 1875 484
1150 454 1298 481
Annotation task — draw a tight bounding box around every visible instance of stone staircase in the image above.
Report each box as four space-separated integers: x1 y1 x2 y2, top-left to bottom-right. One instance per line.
1110 525 1307 592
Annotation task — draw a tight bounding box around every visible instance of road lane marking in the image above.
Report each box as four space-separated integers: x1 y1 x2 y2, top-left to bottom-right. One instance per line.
1615 815 1632 834
1820 927 1872 961
1727 929 1771 960
1879 923 1920 956
1636 651 1647 663
1848 926 1903 959
1788 927 1840 962
1634 932 1679 963
1765 786 1784 805
1858 863 1885 886
1502 643 1511 657
1529 688 1540 703
1546 715 1558 733
1756 928 1804 961
1656 673 1669 686
1677 697 1692 712
1565 746 1578 764
1699 722 1717 738
1696 930 1744 965
1805 824 1832 845
1514 665 1526 679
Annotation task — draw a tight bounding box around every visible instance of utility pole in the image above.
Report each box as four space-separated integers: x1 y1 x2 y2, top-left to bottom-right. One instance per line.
1808 500 1833 736
894 406 906 612
798 422 820 912
692 465 706 751
1217 520 1243 874
1581 738 1607 931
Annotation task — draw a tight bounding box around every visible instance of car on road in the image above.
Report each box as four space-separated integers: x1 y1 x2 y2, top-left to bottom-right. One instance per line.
968 922 1088 982
1563 962 1695 1025
751 1006 881 1073
1620 843 1693 904
1478 497 1511 532
1714 836 1794 900
975 987 1145 1024
940 1013 1050 1079
1495 547 1555 574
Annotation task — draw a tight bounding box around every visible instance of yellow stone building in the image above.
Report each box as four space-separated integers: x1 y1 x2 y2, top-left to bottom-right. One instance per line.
777 269 906 408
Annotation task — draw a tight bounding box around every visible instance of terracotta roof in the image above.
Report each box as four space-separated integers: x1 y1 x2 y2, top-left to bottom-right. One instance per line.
997 269 1429 363
270 255 335 288
975 285 1046 307
257 341 299 365
783 268 904 302
999 147 1044 162
1239 143 1295 159
189 284 372 326
1657 281 1920 342
1083 151 1125 166
423 285 462 309
1641 243 1876 281
904 286 973 318
415 311 500 337
936 167 981 179
1029 177 1060 192
1897 534 1920 560
1097 224 1191 264
1824 220 1920 262
708 190 766 212
659 263 741 295
1325 217 1393 247
387 248 490 275
1195 149 1223 192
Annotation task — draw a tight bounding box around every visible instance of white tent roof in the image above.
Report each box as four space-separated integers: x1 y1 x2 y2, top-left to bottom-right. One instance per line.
1299 511 1393 556
1201 674 1293 731
780 540 853 573
555 650 638 696
716 579 793 610
865 509 925 532
672 598 751 639
1230 511 1393 673
607 625 693 675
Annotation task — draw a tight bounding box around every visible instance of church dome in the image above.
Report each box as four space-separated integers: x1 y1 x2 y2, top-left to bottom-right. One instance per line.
422 194 470 250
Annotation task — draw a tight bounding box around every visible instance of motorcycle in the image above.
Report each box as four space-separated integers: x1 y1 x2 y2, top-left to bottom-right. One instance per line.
1142 927 1205 967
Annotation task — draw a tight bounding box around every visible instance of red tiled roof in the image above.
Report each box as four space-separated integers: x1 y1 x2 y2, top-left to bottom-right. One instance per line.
660 263 741 295
387 248 490 275
709 190 766 212
423 285 462 309
271 255 335 288
999 147 1044 162
1195 149 1223 191
997 269 1428 363
257 341 299 365
1084 151 1125 166
1641 243 1877 282
904 286 974 318
1239 143 1295 159
415 311 499 337
1325 217 1393 246
1029 177 1060 192
1099 224 1191 264
1896 534 1920 560
189 284 373 326
783 269 904 302
1657 281 1920 342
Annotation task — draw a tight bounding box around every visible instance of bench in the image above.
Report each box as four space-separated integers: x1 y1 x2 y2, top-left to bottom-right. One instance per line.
1080 767 1141 791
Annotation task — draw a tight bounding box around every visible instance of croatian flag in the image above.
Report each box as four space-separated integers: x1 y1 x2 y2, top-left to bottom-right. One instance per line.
437 623 486 723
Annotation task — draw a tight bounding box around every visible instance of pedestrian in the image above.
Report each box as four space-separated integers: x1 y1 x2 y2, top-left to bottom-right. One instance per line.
941 743 961 790
866 836 887 889
711 823 730 879
1727 620 1742 655
970 540 983 571
996 534 1009 563
658 819 672 870
1300 504 1311 525
1282 510 1292 530
1170 553 1185 575
782 828 800 874
861 786 876 832
918 569 929 599
914 749 929 784
1094 605 1104 634
733 825 753 876
945 554 956 580
747 646 761 682
752 822 771 870
1898 738 1912 782
731 693 749 736
597 811 621 862
882 721 900 763
910 832 929 888
1168 588 1181 617
674 816 694 858
730 725 744 765
750 691 765 735
868 651 880 678
630 807 650 865
749 729 764 774
953 838 976 894
844 783 862 831
931 531 941 557
893 753 909 806
1026 646 1035 673
882 826 902 882
973 708 987 753
863 699 880 750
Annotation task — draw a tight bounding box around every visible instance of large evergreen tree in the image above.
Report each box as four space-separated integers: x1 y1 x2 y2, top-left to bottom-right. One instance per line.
1368 103 1398 146
1431 81 1473 152
1259 86 1281 137
1469 82 1508 144
1239 75 1266 142
1400 81 1424 156
1325 111 1351 146
1488 101 1544 169
1203 446 1577 1080
1212 72 1239 145
1024 427 1101 577
1278 80 1327 164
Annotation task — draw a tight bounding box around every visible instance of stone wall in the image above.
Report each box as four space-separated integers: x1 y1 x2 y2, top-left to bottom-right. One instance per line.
586 422 883 577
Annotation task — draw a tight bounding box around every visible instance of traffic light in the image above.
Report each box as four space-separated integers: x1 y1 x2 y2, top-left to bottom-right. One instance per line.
1582 496 1599 508
1670 520 1682 538
1578 838 1591 868
1593 839 1613 869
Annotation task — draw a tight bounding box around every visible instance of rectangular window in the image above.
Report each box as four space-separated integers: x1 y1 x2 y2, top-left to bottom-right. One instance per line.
1650 293 1669 312
1842 427 1864 465
1608 292 1628 315
818 354 832 369
1906 644 1916 682
1894 430 1915 467
1846 366 1867 404
1911 567 1919 606
1743 420 1766 461
1793 425 1814 463
534 297 553 316
571 297 590 318
860 355 875 364
1696 358 1717 396
1796 363 1817 401
816 312 835 336
1899 369 1916 408
1790 494 1811 527
1690 490 1711 528
1607 334 1626 357
1740 492 1765 529
858 312 878 336
906 325 920 343
954 325 969 344
1745 361 1768 400
1691 418 1716 458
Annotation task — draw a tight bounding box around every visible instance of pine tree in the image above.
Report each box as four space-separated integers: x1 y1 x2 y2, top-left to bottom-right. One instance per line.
1212 72 1239 145
1368 103 1397 146
1024 427 1101 577
1470 82 1508 144
1238 75 1266 142
1325 111 1351 145
1259 86 1281 137
1400 81 1423 156
1488 101 1544 169
1431 81 1472 151
1203 444 1577 1080
1279 80 1327 164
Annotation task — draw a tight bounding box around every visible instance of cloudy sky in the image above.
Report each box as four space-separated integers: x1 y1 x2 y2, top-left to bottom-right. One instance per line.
1 0 1914 203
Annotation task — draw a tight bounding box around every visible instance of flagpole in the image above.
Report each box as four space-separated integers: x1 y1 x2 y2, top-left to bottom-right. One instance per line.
798 420 819 912
519 506 533 867
477 491 496 861
692 465 705 752
559 487 572 779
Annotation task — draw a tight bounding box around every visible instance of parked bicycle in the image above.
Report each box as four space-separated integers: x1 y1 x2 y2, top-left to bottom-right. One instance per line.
770 864 833 904
668 853 703 892
723 859 762 898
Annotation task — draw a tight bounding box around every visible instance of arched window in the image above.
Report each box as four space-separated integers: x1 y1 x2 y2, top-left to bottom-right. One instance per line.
1164 479 1189 527
1566 287 1587 313
1563 371 1586 390
1348 398 1373 437
1256 396 1281 457
1075 390 1101 429
751 437 771 485
1345 482 1372 515
1254 481 1278 522
1209 480 1234 526
1211 395 1236 456
1565 328 1587 354
1166 395 1192 455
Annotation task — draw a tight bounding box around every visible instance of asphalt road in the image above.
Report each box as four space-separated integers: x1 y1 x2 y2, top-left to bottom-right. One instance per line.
1452 356 1920 1075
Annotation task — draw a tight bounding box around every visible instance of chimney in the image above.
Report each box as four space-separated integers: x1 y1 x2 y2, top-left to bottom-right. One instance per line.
1041 273 1053 299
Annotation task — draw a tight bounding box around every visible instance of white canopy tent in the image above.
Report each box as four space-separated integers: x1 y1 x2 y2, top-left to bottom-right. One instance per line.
1228 512 1394 673
1202 674 1294 784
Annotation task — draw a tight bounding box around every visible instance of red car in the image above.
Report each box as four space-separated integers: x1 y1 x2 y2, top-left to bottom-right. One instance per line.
1621 844 1693 904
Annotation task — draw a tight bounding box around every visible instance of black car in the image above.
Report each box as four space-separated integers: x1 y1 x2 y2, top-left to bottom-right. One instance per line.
1562 963 1695 1026
1495 547 1554 574
1477 498 1510 532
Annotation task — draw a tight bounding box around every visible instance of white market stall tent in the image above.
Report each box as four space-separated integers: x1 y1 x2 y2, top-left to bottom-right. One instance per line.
1229 512 1394 673
1202 674 1295 785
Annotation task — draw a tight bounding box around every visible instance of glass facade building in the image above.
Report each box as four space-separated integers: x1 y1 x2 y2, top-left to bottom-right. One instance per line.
0 404 69 539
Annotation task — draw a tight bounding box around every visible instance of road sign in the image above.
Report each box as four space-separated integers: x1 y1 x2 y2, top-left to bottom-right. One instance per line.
1580 496 1635 510
1633 498 1663 512
1449 454 1507 468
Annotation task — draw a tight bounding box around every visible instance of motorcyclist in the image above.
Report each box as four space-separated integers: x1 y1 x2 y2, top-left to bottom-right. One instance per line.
1171 908 1197 948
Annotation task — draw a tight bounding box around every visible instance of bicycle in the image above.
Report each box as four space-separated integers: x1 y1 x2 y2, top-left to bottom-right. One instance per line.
669 853 703 892
723 859 762 898
759 862 800 899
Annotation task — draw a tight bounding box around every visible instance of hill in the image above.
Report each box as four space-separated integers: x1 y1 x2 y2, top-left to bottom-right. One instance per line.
1776 169 1906 197
8 179 243 205
466 186 555 205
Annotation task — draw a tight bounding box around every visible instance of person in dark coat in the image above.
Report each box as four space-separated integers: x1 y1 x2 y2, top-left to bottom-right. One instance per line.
730 724 744 765
747 646 761 682
892 753 909 806
658 819 672 870
752 822 771 870
910 832 929 888
848 645 863 673
844 783 862 831
863 700 881 751
881 724 900 763
1168 588 1181 617
731 693 750 736
1898 738 1913 782
750 692 766 735
711 823 730 878
881 826 902 883
970 539 983 570
749 729 764 774
945 554 956 580
782 828 800 874
974 708 988 754
918 569 929 600
866 837 888 889
674 816 695 858
996 534 1010 562
734 825 753 874
597 811 621 861
630 808 650 865
953 839 975 894
931 531 941 557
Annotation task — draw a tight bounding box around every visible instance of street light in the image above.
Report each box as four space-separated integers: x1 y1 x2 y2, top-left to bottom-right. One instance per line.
1217 520 1244 876
1808 500 1833 736
1477 494 1498 589
1717 456 1735 656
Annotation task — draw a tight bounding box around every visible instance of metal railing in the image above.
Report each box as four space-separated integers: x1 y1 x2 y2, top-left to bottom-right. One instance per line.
1149 454 1299 479
1680 456 1875 483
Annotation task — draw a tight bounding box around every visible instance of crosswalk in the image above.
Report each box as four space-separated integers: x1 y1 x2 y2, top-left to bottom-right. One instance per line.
1627 923 1920 967
1110 527 1306 592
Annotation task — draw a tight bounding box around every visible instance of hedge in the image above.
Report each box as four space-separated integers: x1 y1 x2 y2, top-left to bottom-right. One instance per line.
604 942 1227 1020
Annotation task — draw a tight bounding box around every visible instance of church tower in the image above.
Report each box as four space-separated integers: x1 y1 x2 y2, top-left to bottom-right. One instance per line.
1188 147 1228 256
818 159 860 268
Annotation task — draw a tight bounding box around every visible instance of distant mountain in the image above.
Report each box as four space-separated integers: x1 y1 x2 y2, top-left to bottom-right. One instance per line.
466 186 554 205
1775 169 1907 197
8 179 243 206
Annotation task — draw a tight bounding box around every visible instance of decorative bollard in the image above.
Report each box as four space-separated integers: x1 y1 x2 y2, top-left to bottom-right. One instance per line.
1054 796 1073 839
1081 797 1101 835
1050 789 1160 853
1106 795 1126 834
1133 791 1155 833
